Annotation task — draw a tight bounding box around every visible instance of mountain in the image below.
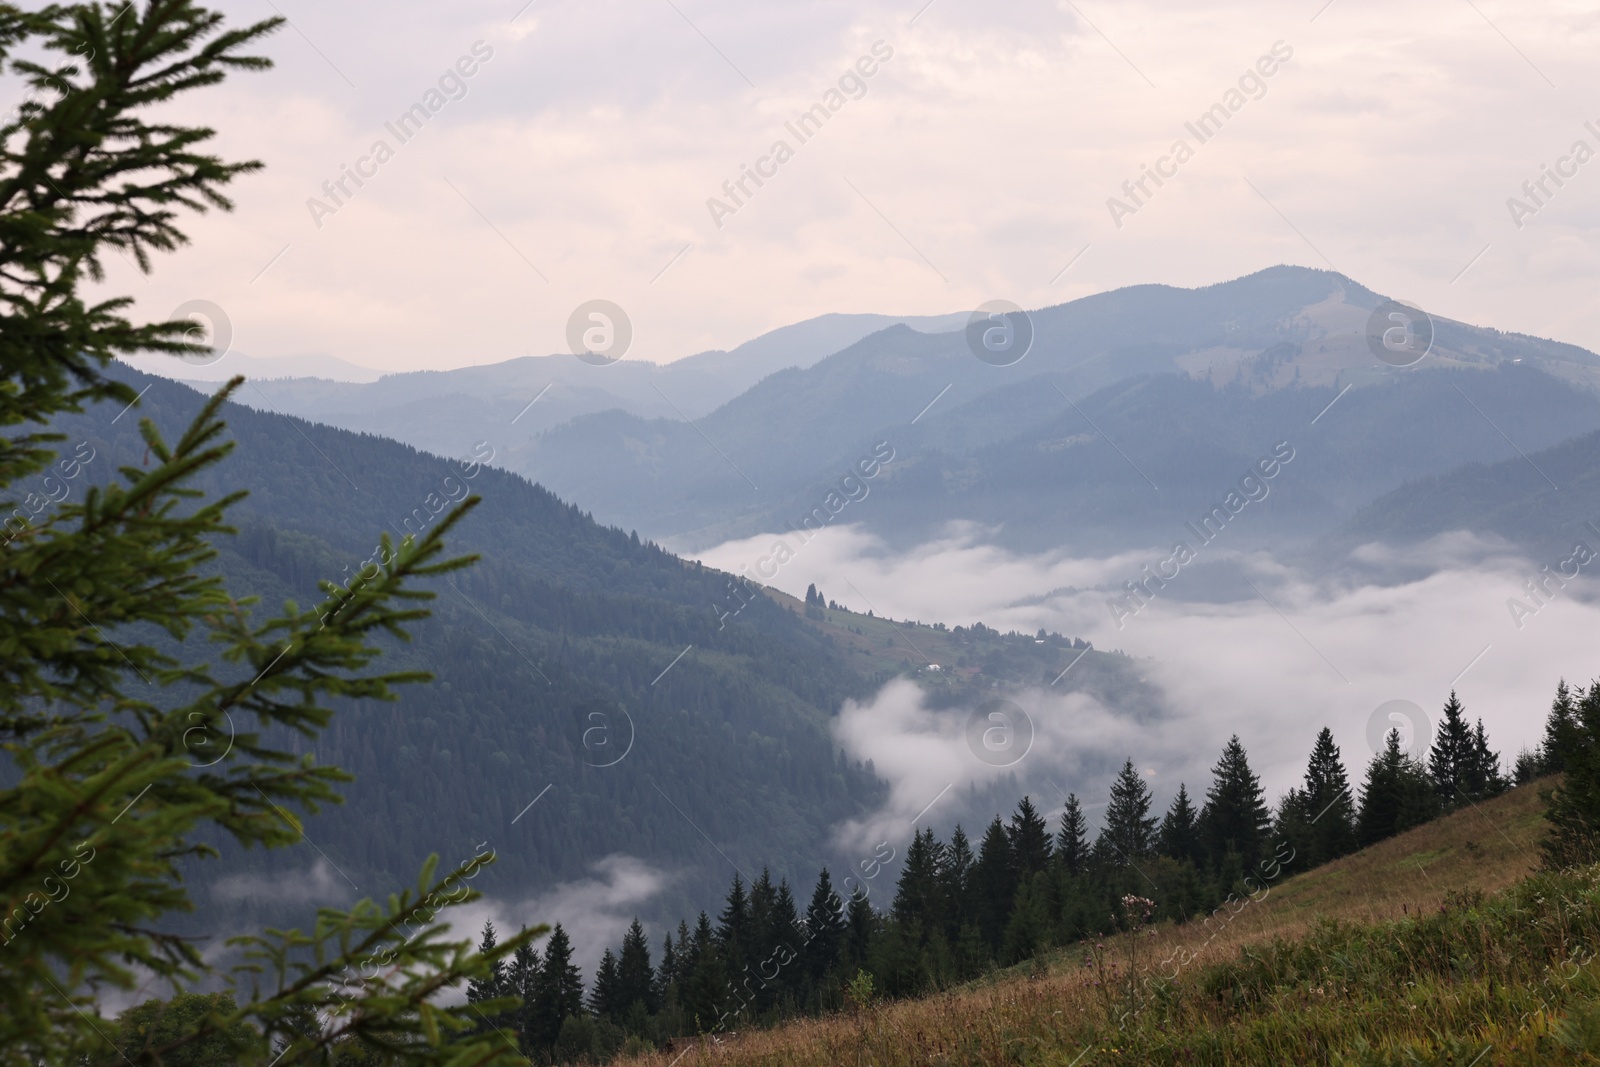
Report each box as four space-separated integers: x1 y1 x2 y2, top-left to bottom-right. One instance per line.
507 267 1600 553
1342 426 1600 561
165 267 1600 560
517 345 1600 558
35 368 1141 932
120 349 387 383
828 360 1600 555
133 310 968 463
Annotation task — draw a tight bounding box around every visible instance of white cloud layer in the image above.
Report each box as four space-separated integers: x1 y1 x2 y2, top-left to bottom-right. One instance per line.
69 0 1600 374
698 523 1600 845
212 858 357 907
449 854 672 977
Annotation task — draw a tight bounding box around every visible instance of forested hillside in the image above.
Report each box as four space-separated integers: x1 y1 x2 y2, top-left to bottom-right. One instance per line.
1342 425 1600 559
36 368 888 928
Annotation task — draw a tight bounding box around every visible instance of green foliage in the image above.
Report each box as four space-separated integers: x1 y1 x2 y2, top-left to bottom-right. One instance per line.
114 993 257 1067
1006 795 1052 878
1543 680 1582 776
1101 758 1158 864
0 4 541 1064
1273 728 1358 869
1545 681 1600 869
1358 729 1439 848
1056 793 1090 874
1199 736 1271 873
1430 691 1505 809
1158 784 1201 867
844 969 875 1011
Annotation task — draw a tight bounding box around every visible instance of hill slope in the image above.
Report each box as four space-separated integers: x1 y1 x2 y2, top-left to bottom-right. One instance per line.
36 369 1157 935
40 369 889 930
1344 427 1600 561
622 782 1557 1066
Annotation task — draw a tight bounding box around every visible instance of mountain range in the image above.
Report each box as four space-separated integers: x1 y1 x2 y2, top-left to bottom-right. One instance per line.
138 266 1600 564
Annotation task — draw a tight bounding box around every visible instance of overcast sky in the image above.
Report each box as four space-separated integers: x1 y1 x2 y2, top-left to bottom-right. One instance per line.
90 0 1600 372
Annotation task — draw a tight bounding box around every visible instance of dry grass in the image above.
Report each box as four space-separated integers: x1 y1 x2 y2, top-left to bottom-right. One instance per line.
619 782 1552 1067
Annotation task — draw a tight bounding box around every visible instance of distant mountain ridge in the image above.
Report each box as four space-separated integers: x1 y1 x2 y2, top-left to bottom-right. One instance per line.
1341 426 1600 560
127 266 1600 564
505 267 1600 554
131 310 968 460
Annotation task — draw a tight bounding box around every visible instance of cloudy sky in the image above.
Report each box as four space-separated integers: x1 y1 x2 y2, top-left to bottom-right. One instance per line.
86 0 1600 373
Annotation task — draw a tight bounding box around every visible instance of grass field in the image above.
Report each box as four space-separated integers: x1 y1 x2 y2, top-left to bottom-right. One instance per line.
620 782 1600 1066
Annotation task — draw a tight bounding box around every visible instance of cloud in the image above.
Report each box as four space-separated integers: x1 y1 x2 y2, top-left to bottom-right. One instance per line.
450 854 672 977
702 523 1600 847
212 858 356 907
828 677 1160 853
178 855 670 1011
79 0 1600 375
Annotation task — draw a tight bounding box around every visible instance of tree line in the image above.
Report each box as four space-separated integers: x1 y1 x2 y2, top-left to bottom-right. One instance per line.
447 685 1581 1064
105 679 1600 1065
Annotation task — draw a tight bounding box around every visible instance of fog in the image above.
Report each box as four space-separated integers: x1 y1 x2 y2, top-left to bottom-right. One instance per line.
455 854 673 978
699 523 1599 844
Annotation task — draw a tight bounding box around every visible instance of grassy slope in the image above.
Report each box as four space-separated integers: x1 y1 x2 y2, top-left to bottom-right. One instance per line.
625 782 1589 1066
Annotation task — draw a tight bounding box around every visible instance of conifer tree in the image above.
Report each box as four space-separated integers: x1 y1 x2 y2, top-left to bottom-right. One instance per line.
1542 679 1581 774
1429 691 1476 810
746 868 778 1007
843 886 877 970
972 815 1017 951
940 825 977 936
1544 681 1600 867
1358 728 1438 846
0 4 539 1061
506 932 540 1051
1100 758 1157 864
1300 727 1357 865
1157 784 1200 865
1007 795 1053 876
588 948 621 1020
891 828 947 944
684 912 727 1030
659 931 680 1003
999 873 1050 965
675 918 696 978
717 873 750 970
801 869 846 991
467 921 507 1009
1198 737 1270 871
1056 794 1090 874
530 924 585 1051
1271 786 1310 869
1467 719 1506 800
770 878 802 1001
617 918 658 1017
